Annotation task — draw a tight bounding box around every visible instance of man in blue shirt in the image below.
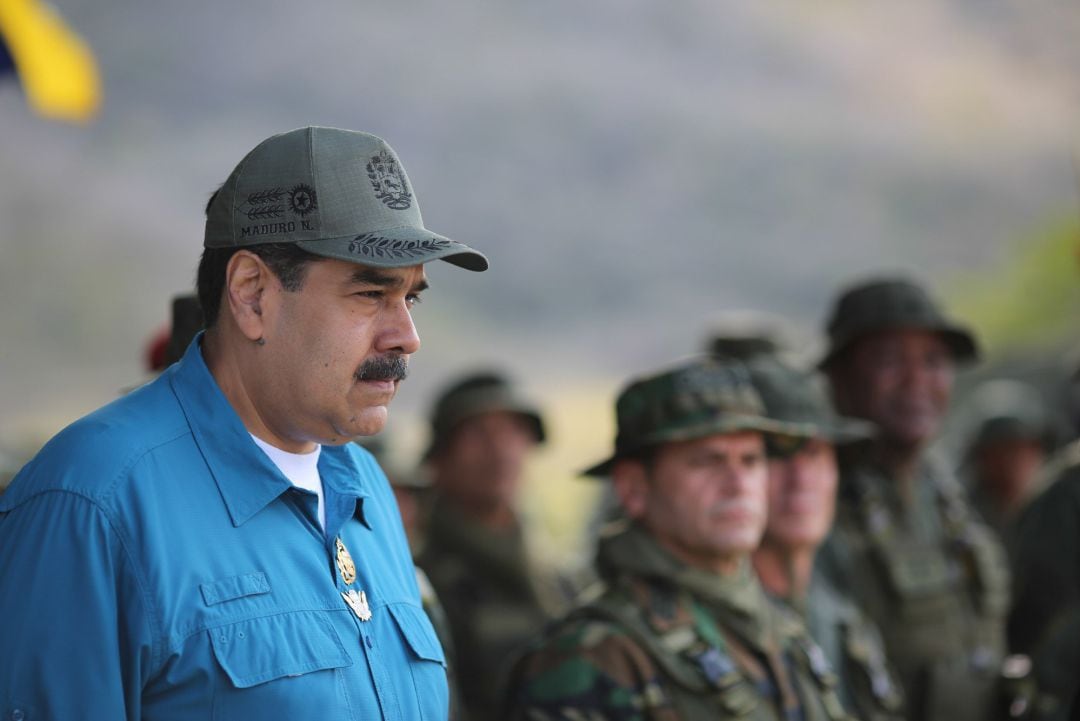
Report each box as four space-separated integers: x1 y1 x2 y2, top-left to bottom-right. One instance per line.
0 126 488 720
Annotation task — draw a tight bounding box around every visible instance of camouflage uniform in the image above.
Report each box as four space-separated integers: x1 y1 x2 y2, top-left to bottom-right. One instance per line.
817 278 1011 721
506 358 853 721
507 524 851 721
1008 448 1080 720
794 572 904 721
745 356 904 721
418 499 553 721
419 372 552 721
819 441 1010 720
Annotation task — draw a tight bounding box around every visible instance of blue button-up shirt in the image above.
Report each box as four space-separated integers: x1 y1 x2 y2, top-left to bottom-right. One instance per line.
0 337 448 720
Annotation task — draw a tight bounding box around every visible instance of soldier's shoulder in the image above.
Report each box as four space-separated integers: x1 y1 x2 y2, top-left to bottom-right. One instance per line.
508 612 672 718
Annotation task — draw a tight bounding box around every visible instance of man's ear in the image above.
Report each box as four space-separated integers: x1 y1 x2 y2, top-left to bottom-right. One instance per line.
612 458 650 520
223 251 273 343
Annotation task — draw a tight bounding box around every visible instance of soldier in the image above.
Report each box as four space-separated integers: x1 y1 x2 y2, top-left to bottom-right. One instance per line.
816 277 1011 721
747 357 904 720
1008 431 1080 719
417 371 552 721
959 379 1054 553
505 357 853 721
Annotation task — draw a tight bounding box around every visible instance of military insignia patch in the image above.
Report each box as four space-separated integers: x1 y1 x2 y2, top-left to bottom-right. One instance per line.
348 234 451 261
243 188 286 220
366 151 412 210
288 184 317 217
342 588 372 621
335 537 357 585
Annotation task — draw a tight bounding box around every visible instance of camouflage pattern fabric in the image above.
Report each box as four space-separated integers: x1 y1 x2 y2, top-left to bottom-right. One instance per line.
418 497 554 721
817 448 1009 721
505 524 853 721
790 571 904 721
1009 453 1080 721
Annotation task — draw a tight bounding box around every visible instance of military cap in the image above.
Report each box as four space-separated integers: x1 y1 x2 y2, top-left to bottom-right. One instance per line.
963 379 1054 454
206 126 488 272
703 308 797 362
582 357 799 477
818 276 979 370
745 356 873 445
424 372 545 460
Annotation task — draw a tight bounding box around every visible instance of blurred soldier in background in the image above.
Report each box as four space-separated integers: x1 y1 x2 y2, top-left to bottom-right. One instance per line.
506 358 852 721
816 277 1011 721
748 357 904 720
417 371 551 721
1008 367 1080 720
959 379 1055 553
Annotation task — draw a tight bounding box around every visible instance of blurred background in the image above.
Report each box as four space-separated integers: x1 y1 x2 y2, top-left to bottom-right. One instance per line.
3 0 1080 558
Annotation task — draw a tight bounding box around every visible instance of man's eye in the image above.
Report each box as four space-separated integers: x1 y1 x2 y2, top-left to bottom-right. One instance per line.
406 294 423 307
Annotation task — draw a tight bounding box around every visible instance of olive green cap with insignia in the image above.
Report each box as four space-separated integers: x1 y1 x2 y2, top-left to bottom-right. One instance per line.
582 357 801 478
818 276 978 370
205 126 488 272
745 356 874 447
425 371 545 460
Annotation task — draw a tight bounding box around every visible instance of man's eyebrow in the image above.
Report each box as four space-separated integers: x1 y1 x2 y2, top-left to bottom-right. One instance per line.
346 267 430 294
347 268 403 288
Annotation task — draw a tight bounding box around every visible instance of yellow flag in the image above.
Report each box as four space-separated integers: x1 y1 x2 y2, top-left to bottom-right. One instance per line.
0 0 101 122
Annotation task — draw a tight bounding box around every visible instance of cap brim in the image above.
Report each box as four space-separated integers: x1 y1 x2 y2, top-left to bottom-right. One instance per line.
295 225 488 271
580 413 804 479
818 324 979 370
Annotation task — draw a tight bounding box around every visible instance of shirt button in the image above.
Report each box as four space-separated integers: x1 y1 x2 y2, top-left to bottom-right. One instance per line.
11 709 26 721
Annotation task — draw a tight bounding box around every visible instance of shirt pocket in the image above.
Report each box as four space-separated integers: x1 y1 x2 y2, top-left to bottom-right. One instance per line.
387 603 449 720
209 610 354 719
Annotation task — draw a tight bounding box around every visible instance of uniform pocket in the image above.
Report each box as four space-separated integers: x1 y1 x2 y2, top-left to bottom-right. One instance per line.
209 610 354 718
388 603 449 720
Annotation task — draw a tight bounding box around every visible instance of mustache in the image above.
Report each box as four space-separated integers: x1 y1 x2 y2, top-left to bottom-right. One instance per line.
355 355 409 382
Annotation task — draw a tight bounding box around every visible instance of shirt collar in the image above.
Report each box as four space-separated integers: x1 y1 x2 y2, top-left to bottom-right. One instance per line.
170 333 370 528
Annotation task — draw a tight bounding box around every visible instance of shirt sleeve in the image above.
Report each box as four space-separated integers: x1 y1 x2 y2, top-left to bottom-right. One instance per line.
0 490 154 720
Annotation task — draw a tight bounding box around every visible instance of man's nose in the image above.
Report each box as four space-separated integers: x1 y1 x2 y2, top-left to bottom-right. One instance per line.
375 300 421 355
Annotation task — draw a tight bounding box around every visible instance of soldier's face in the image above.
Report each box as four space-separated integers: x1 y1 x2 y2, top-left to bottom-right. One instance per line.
432 411 537 513
615 432 768 575
247 258 424 446
763 438 838 551
832 329 953 448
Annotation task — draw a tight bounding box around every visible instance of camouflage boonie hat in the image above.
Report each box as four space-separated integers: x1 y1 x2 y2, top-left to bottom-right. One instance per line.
205 126 488 272
818 277 978 370
582 357 800 478
424 372 545 460
746 357 873 446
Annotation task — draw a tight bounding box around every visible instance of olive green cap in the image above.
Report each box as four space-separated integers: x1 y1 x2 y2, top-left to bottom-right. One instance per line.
746 356 873 445
818 277 978 370
582 357 801 478
205 126 488 272
424 372 545 460
964 380 1054 454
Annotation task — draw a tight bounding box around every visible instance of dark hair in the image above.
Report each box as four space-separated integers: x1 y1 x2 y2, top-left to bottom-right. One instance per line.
198 187 318 328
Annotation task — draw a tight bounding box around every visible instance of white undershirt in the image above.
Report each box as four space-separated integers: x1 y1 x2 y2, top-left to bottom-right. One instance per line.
250 434 325 531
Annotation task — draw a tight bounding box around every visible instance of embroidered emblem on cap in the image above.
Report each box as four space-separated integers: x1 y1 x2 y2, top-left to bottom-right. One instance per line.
288 184 317 217
348 234 452 261
243 188 286 220
367 151 412 210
